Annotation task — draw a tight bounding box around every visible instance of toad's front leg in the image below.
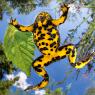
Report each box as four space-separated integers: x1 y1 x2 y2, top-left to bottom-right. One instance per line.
9 18 34 32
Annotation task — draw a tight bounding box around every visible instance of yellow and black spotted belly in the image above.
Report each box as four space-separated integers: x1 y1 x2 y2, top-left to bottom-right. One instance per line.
33 18 60 55
10 4 95 91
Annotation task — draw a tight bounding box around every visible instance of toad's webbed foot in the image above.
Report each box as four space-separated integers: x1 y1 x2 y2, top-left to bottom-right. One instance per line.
9 17 19 26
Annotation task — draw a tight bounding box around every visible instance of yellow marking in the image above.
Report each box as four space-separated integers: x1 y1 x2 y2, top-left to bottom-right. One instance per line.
19 26 26 31
47 25 53 29
43 20 47 25
39 80 48 88
32 80 48 90
27 25 34 31
52 4 69 26
57 48 66 57
38 21 42 27
37 68 46 77
75 57 93 69
61 6 68 12
52 16 66 26
69 54 76 64
41 27 45 33
52 29 57 34
13 20 18 25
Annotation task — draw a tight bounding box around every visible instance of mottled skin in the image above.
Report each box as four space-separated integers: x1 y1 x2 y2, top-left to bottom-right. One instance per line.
10 4 95 90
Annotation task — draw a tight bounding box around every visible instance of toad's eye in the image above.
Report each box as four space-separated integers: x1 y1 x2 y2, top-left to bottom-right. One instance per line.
40 16 43 19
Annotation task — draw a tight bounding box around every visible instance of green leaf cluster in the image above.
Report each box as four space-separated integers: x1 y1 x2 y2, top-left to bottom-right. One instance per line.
77 18 95 60
4 25 35 76
0 77 19 95
46 88 66 95
0 43 15 79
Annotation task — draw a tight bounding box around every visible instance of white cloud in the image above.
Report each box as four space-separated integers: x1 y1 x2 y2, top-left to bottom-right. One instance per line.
35 90 46 95
5 71 30 90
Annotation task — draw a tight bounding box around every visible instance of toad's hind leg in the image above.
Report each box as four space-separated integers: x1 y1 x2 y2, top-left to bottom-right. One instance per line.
57 44 94 69
25 55 53 90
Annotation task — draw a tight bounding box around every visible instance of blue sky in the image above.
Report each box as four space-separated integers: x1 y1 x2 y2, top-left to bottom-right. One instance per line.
0 0 95 95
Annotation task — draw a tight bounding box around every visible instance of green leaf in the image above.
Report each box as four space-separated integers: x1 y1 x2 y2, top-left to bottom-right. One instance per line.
4 24 35 76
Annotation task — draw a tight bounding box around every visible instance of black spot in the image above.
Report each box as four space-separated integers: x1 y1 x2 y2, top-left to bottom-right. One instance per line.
72 50 75 57
15 25 20 28
52 57 55 60
48 53 50 55
34 67 42 72
38 36 45 40
42 42 45 45
38 27 42 30
37 31 41 35
44 61 50 66
82 60 86 63
50 42 56 47
54 46 56 48
68 48 72 51
58 46 64 51
38 83 41 86
65 47 67 50
51 49 53 51
52 34 56 38
47 28 52 32
66 48 71 54
44 74 48 78
37 56 44 61
77 62 81 66
39 43 41 46
32 55 44 67
62 11 68 16
48 38 53 40
39 59 42 62
43 24 48 29
47 20 52 25
55 56 60 60
26 30 29 32
62 55 66 59
37 64 41 67
47 32 51 35
41 34 45 37
40 47 48 51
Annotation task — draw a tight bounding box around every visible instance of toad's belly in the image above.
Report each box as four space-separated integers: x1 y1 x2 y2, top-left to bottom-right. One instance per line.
33 28 60 55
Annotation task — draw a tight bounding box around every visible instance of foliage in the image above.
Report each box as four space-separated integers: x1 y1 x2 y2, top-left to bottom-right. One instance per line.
0 77 19 95
6 0 52 14
0 0 52 20
0 42 19 95
7 88 66 95
45 88 65 95
85 87 95 95
4 25 35 76
0 43 15 79
0 0 13 20
77 18 95 59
